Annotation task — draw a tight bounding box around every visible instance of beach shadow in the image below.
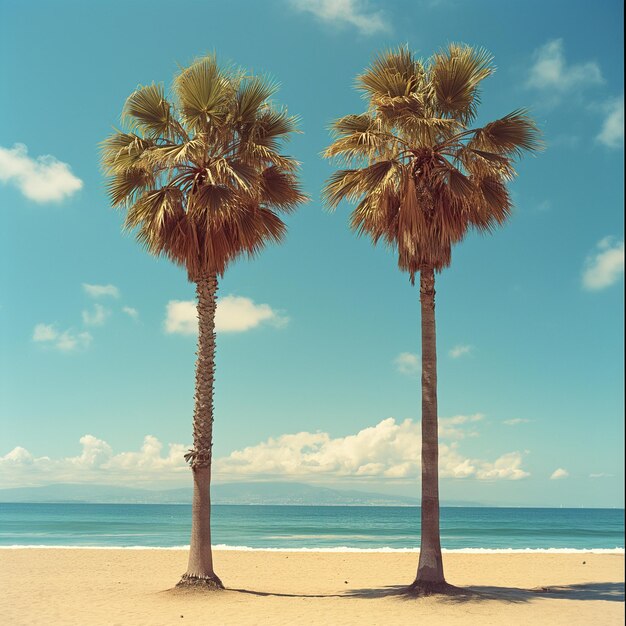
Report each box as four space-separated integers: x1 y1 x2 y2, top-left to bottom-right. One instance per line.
228 587 343 599
167 582 625 604
343 582 625 604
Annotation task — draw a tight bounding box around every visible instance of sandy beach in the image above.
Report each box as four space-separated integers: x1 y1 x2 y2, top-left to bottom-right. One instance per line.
0 549 623 625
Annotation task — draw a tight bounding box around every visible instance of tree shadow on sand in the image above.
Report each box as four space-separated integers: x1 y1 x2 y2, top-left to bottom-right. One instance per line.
168 581 624 603
343 582 625 604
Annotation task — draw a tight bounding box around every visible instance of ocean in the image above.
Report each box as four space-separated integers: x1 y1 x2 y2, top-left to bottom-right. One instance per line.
0 504 623 552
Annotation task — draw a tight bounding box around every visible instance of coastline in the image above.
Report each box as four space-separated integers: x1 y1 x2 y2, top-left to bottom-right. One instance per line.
1 545 624 553
1 548 623 625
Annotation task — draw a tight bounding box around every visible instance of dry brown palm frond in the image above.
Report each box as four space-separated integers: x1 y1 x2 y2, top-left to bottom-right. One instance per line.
102 55 306 280
323 43 541 279
358 46 423 100
470 110 543 157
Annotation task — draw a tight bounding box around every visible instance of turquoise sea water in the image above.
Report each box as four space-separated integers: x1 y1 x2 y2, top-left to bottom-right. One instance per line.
0 504 623 551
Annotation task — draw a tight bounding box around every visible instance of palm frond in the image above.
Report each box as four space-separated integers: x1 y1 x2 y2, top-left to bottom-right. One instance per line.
358 46 422 99
430 43 494 123
470 110 543 157
122 83 173 138
174 55 232 131
236 76 278 123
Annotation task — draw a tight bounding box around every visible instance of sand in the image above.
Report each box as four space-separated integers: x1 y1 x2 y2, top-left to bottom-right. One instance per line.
0 549 623 625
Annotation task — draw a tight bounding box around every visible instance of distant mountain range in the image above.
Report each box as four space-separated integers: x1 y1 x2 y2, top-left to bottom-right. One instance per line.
0 482 485 507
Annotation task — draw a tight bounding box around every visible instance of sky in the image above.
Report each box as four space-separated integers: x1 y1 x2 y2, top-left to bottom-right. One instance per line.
0 0 623 507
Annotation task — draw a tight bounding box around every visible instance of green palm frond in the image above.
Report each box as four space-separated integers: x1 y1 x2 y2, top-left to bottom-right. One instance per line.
358 46 422 99
236 76 278 123
430 43 494 123
122 84 173 138
102 55 306 281
174 56 232 131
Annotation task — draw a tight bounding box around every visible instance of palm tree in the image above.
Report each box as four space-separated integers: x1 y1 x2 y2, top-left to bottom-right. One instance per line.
323 44 541 594
102 56 306 589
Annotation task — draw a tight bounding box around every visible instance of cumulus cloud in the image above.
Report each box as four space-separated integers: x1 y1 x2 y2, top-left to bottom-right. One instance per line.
394 352 420 376
597 96 624 148
82 283 120 299
82 303 109 327
288 0 390 35
0 415 530 488
582 237 624 291
216 416 529 481
526 39 603 93
0 143 83 202
449 344 472 359
0 435 188 488
165 295 288 335
550 468 569 480
32 323 92 352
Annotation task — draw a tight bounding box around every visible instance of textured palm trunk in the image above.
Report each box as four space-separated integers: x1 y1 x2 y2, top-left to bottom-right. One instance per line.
410 266 447 594
177 273 224 590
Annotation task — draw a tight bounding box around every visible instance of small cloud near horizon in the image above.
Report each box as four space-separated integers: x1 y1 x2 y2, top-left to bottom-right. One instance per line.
288 0 390 35
503 418 531 426
394 352 420 376
550 468 569 480
122 306 139 319
32 323 92 352
0 143 83 202
82 303 110 327
449 344 472 359
582 237 624 291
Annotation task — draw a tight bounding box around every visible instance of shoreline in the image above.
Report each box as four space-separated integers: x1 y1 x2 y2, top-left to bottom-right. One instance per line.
0 544 624 553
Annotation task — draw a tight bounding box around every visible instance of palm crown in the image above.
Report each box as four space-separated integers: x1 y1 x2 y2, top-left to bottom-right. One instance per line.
323 44 542 281
102 56 306 282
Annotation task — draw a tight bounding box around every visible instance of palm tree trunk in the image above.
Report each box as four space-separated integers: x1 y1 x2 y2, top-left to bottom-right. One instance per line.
410 266 447 594
177 273 223 590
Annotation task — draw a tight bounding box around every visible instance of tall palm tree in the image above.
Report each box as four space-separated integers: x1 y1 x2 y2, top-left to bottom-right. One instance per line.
102 56 306 589
323 44 541 594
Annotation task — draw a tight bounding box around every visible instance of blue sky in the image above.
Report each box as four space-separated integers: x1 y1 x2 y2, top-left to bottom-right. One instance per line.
0 0 623 507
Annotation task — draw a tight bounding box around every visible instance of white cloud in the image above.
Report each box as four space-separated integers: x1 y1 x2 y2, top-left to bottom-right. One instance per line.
82 303 109 327
589 473 613 479
288 0 390 35
550 467 569 480
0 415 530 488
0 143 83 202
394 352 420 376
597 96 624 148
439 413 483 439
32 323 92 352
0 435 188 488
32 323 58 342
449 344 472 359
582 237 624 291
216 416 529 481
82 283 120 299
165 296 288 335
122 306 139 319
526 39 603 92
503 418 531 426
